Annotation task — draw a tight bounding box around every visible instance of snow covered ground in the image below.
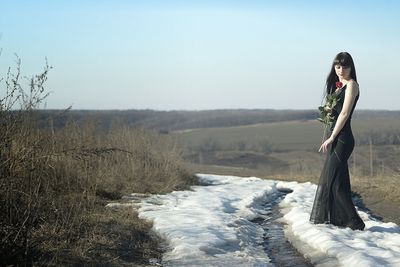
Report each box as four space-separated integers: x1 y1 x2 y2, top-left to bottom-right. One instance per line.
127 174 400 266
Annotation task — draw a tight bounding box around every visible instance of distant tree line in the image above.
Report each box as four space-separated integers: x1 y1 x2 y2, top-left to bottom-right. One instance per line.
33 109 400 134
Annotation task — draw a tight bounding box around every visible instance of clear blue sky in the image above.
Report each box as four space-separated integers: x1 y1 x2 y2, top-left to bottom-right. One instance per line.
1 0 399 110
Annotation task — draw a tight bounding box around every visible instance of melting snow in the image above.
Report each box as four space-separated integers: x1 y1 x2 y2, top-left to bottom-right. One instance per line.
132 174 400 266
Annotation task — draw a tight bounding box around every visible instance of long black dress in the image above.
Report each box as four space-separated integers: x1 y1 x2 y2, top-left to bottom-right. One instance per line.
310 84 365 230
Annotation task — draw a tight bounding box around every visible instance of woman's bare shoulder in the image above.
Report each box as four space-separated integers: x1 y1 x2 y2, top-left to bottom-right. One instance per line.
347 79 359 88
346 79 359 93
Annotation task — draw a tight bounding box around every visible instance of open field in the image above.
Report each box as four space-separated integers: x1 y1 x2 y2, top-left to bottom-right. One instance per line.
172 118 400 176
172 118 400 225
3 96 399 264
172 118 400 151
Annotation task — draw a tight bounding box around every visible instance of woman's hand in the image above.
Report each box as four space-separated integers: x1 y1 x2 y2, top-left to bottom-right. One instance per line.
319 137 334 153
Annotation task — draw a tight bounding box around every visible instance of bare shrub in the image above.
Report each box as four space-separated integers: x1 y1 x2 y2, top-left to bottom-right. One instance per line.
0 56 195 265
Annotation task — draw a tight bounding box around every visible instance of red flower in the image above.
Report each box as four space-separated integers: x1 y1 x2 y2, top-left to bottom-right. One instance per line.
336 82 343 89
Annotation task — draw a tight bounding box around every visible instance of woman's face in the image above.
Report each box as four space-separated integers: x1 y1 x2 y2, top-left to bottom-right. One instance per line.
335 64 351 79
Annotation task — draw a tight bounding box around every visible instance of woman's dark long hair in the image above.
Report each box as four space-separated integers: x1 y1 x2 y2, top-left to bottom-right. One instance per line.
325 52 357 95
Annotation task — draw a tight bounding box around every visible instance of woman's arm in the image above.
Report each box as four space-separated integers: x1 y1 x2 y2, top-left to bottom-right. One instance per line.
319 81 359 153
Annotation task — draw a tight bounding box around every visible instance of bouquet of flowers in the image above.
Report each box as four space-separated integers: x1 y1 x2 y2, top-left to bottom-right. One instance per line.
318 81 342 140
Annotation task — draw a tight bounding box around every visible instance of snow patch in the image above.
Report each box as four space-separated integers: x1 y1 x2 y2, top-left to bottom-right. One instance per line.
138 174 277 266
277 180 400 267
131 174 400 266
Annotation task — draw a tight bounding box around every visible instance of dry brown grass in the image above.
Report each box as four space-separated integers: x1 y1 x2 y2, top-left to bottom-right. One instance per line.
0 57 195 265
33 206 164 266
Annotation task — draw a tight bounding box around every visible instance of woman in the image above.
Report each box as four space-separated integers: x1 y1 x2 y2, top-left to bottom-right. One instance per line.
309 52 365 230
